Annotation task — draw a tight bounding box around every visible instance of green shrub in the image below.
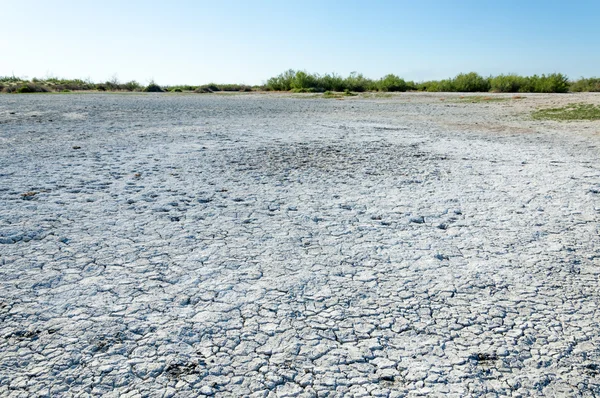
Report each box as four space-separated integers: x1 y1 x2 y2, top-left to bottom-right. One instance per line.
490 74 528 92
526 73 569 93
422 79 455 92
319 73 346 91
452 72 490 92
289 71 319 91
0 75 21 83
570 77 600 92
17 85 34 93
122 80 142 91
291 87 318 93
415 81 433 91
377 74 408 92
343 72 376 92
15 83 49 93
266 69 295 91
219 84 252 92
144 81 163 92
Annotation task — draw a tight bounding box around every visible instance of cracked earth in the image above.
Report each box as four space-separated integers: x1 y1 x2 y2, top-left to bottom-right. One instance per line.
1 92 600 397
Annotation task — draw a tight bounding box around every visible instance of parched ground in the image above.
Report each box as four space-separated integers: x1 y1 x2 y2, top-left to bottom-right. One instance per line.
1 92 600 397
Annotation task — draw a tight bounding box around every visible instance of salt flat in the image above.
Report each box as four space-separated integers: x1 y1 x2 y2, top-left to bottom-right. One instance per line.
1 92 600 397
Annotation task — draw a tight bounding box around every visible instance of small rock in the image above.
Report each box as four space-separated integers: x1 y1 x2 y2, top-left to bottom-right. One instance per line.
496 347 509 357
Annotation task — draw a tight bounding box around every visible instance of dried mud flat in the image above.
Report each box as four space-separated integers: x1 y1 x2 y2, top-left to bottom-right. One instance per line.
1 92 600 397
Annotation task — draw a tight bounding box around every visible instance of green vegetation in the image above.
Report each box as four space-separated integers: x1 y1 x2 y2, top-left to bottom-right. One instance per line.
193 83 252 93
0 75 144 93
1 72 599 94
322 89 358 98
266 70 412 92
144 81 163 92
265 70 575 93
15 83 50 93
453 72 491 92
417 72 569 93
377 74 411 92
489 74 529 93
532 103 600 121
570 77 600 92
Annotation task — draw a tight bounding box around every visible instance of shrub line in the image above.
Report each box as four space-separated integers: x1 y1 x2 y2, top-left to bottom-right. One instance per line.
2 72 600 94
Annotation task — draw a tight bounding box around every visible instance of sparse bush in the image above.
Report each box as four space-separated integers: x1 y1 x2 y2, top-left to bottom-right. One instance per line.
194 83 252 92
219 84 252 92
168 85 197 92
194 86 212 93
0 75 21 83
122 80 142 91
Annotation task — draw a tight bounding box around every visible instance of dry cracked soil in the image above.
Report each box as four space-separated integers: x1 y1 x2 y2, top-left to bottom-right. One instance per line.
1 92 600 397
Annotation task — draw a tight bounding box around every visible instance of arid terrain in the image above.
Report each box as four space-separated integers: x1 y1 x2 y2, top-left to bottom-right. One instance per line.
1 92 600 397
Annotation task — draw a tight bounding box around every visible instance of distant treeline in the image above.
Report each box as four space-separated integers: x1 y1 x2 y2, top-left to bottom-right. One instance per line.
2 71 600 94
265 70 600 93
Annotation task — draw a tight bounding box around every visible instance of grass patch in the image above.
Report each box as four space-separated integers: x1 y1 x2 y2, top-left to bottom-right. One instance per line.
363 92 393 98
323 90 358 99
453 95 523 103
532 103 600 121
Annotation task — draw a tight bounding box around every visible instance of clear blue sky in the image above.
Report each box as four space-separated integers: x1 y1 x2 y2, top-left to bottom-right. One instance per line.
1 0 599 85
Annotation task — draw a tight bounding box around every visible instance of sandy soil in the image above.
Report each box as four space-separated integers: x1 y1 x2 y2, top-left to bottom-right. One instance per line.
1 92 600 397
